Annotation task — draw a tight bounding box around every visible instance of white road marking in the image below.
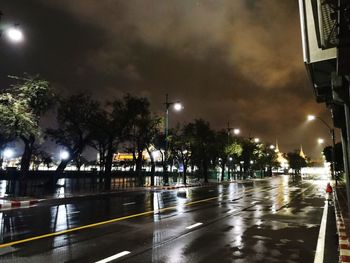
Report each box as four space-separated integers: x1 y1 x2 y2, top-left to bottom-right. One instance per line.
68 211 80 215
123 202 136 206
251 201 258 204
186 222 203 229
314 201 328 263
95 251 131 263
227 209 237 214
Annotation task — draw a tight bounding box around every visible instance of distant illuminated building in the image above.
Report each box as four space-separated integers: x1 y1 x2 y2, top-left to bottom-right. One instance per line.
299 145 306 159
275 140 289 169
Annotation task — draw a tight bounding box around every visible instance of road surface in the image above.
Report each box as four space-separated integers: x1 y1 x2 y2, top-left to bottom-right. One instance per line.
0 175 338 262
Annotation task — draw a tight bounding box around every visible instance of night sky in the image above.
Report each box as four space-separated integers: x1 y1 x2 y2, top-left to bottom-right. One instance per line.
0 0 333 158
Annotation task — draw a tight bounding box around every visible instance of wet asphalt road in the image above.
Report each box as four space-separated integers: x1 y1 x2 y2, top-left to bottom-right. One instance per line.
0 176 337 262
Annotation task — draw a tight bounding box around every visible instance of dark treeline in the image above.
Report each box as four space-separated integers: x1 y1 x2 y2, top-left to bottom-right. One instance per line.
0 75 310 188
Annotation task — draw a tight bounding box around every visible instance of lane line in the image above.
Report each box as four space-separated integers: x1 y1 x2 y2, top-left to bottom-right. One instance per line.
123 202 136 206
314 201 328 263
227 209 237 214
186 222 203 229
95 251 131 263
0 192 246 248
0 186 266 248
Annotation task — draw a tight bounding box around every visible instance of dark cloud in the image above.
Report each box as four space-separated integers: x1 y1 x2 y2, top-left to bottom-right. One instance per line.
0 0 332 158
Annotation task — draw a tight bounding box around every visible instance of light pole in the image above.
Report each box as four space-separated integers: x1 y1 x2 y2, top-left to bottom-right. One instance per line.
227 122 240 180
164 94 182 185
307 115 337 184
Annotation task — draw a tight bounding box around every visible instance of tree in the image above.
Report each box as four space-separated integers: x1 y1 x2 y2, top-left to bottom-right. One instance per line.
254 144 278 178
142 115 162 186
89 110 110 172
171 126 193 185
3 75 54 173
225 141 243 180
214 130 229 181
0 93 18 168
184 119 215 183
286 151 307 176
47 94 99 184
89 94 151 188
125 96 152 185
239 138 258 178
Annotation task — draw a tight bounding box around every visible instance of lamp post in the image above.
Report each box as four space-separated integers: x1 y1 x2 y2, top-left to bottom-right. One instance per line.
226 122 240 180
164 94 182 185
307 115 337 184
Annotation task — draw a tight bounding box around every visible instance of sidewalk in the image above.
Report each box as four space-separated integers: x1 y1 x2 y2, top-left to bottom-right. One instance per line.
334 182 350 263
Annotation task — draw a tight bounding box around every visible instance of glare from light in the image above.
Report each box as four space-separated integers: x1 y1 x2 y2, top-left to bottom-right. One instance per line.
229 157 233 161
60 151 70 160
307 115 316 121
151 150 160 159
254 138 260 143
173 102 183 111
233 128 240 135
3 149 14 158
269 145 275 149
317 138 325 144
6 28 24 43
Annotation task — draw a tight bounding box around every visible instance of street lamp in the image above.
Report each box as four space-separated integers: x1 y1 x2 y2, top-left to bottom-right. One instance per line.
254 138 260 143
60 150 69 160
0 13 24 43
6 27 24 43
3 148 14 159
317 138 325 144
307 114 336 183
226 122 240 144
164 94 183 185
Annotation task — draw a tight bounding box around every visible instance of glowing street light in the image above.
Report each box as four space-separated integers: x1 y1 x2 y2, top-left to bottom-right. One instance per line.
3 148 14 158
269 145 275 150
254 138 260 143
173 102 183 111
60 151 69 160
0 12 24 43
307 115 316 121
233 128 240 135
318 138 325 144
6 27 24 43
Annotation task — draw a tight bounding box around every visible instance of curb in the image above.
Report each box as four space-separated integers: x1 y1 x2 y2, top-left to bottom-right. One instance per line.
333 190 350 263
0 199 40 211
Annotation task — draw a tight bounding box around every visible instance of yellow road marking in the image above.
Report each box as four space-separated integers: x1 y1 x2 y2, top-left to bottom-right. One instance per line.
0 186 257 248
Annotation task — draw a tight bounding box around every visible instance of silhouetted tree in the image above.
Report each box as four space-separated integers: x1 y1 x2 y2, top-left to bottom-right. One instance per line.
171 126 194 185
286 151 307 176
47 94 99 185
184 119 215 183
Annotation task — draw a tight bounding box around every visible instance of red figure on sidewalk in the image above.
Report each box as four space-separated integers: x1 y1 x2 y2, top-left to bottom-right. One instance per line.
326 182 333 193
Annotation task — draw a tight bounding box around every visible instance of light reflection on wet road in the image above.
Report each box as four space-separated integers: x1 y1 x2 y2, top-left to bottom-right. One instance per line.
0 176 331 262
